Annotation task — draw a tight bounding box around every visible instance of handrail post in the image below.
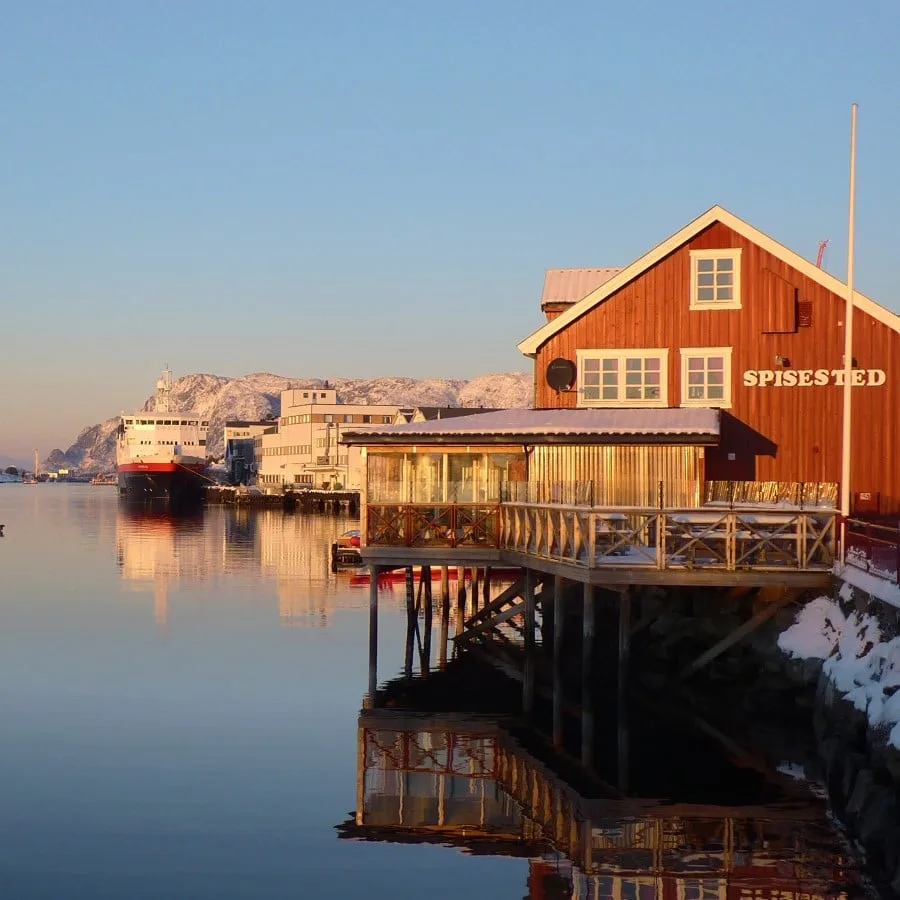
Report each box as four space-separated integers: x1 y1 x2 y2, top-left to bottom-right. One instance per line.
798 513 808 569
589 512 596 568
657 512 665 569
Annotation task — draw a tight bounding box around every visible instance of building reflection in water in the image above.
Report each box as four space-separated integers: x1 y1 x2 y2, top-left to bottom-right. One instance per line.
114 503 415 629
339 633 862 900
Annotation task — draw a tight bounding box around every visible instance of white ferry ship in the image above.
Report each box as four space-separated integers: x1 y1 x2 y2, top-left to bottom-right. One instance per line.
116 369 209 504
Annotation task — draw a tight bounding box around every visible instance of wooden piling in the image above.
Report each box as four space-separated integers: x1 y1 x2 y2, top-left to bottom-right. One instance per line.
367 566 379 704
422 566 433 676
582 582 595 767
524 569 536 717
553 575 565 747
618 588 631 792
482 566 491 607
440 566 450 603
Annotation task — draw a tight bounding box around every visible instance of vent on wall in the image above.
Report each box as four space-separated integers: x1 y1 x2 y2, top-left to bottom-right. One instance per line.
798 300 813 327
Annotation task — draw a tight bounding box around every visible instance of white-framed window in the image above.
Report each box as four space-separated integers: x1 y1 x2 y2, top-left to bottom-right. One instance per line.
576 349 669 407
680 347 733 408
689 249 741 309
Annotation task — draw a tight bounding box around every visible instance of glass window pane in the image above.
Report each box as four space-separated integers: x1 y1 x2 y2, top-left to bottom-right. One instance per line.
708 357 724 368
602 373 618 386
716 272 733 286
708 371 724 385
708 386 724 399
698 273 715 286
697 258 714 272
625 372 643 385
689 386 705 399
716 257 734 271
644 386 660 399
625 386 641 399
645 372 660 385
602 387 617 400
602 358 618 371
584 358 600 371
625 358 642 371
689 373 704 385
717 287 733 300
688 358 704 371
584 387 600 400
644 358 660 370
584 372 600 385
697 287 715 301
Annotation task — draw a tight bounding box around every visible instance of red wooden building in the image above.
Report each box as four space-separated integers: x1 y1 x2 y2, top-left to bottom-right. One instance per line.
519 206 900 515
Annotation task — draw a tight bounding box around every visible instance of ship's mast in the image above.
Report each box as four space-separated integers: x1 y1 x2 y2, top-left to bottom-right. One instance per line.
155 367 173 414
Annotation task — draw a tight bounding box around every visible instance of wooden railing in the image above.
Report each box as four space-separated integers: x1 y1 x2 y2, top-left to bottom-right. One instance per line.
500 503 837 572
366 503 501 548
364 501 837 573
845 518 900 585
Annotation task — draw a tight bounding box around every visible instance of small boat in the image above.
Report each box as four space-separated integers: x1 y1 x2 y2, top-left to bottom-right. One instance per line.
330 529 363 571
344 565 522 586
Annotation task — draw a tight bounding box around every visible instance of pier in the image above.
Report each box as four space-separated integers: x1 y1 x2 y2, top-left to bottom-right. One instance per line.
205 485 360 514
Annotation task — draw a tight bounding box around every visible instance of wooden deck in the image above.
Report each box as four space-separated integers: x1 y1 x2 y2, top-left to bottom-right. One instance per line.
362 501 837 587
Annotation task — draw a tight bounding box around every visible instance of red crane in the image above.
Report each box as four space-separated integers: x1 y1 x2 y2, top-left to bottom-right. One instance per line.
816 239 830 268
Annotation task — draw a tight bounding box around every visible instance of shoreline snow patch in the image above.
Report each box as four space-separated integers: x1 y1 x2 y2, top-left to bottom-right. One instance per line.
779 595 900 749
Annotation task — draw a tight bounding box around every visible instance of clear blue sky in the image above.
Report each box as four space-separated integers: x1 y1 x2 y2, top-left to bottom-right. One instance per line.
1 0 898 460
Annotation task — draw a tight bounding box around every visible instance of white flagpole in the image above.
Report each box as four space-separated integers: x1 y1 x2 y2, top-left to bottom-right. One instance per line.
840 103 858 558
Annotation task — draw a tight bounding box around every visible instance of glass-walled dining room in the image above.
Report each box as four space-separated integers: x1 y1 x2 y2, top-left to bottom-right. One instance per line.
365 448 526 504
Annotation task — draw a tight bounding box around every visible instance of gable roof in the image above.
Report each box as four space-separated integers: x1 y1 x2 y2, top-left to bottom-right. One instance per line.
518 205 900 357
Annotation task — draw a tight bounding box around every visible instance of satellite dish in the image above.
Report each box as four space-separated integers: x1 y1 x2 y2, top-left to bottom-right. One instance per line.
546 357 576 392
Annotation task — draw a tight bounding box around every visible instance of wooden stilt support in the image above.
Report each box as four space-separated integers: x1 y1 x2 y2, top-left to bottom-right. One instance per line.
456 565 467 608
523 569 536 717
367 566 379 704
471 567 480 612
482 566 491 607
678 588 797 681
440 566 450 603
553 575 565 748
404 584 415 679
421 566 433 675
582 582 595 767
618 588 631 691
439 584 450 668
464 578 524 628
617 588 630 793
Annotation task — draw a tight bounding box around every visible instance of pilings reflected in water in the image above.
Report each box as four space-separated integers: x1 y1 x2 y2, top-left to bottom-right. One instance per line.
341 638 864 900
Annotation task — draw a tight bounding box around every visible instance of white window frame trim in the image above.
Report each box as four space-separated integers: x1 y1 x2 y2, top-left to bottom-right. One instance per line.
689 248 742 310
576 348 669 408
680 346 733 409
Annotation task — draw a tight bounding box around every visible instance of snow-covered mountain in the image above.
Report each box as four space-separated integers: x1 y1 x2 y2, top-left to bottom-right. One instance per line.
44 371 533 474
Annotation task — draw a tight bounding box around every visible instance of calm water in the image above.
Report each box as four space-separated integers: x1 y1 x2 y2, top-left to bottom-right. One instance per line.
0 485 870 899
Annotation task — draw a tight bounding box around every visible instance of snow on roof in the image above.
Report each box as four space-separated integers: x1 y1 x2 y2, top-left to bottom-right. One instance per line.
541 268 623 306
342 407 720 445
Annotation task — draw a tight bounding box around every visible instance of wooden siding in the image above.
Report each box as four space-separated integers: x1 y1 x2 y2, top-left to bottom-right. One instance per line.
527 445 700 507
534 222 900 514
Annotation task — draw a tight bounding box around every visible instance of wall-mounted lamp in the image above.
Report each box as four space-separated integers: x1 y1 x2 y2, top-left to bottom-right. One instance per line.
775 356 790 367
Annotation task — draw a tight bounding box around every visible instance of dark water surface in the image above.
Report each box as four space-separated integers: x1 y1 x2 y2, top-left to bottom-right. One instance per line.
0 485 871 899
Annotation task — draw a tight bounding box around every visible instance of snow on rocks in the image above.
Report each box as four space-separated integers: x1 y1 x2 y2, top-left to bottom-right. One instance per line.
779 594 900 749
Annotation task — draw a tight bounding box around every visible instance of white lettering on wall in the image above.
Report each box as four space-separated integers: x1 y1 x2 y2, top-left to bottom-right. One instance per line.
742 368 886 386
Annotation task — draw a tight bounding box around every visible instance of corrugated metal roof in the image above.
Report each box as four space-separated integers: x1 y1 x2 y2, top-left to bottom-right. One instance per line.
541 268 623 306
343 408 720 445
